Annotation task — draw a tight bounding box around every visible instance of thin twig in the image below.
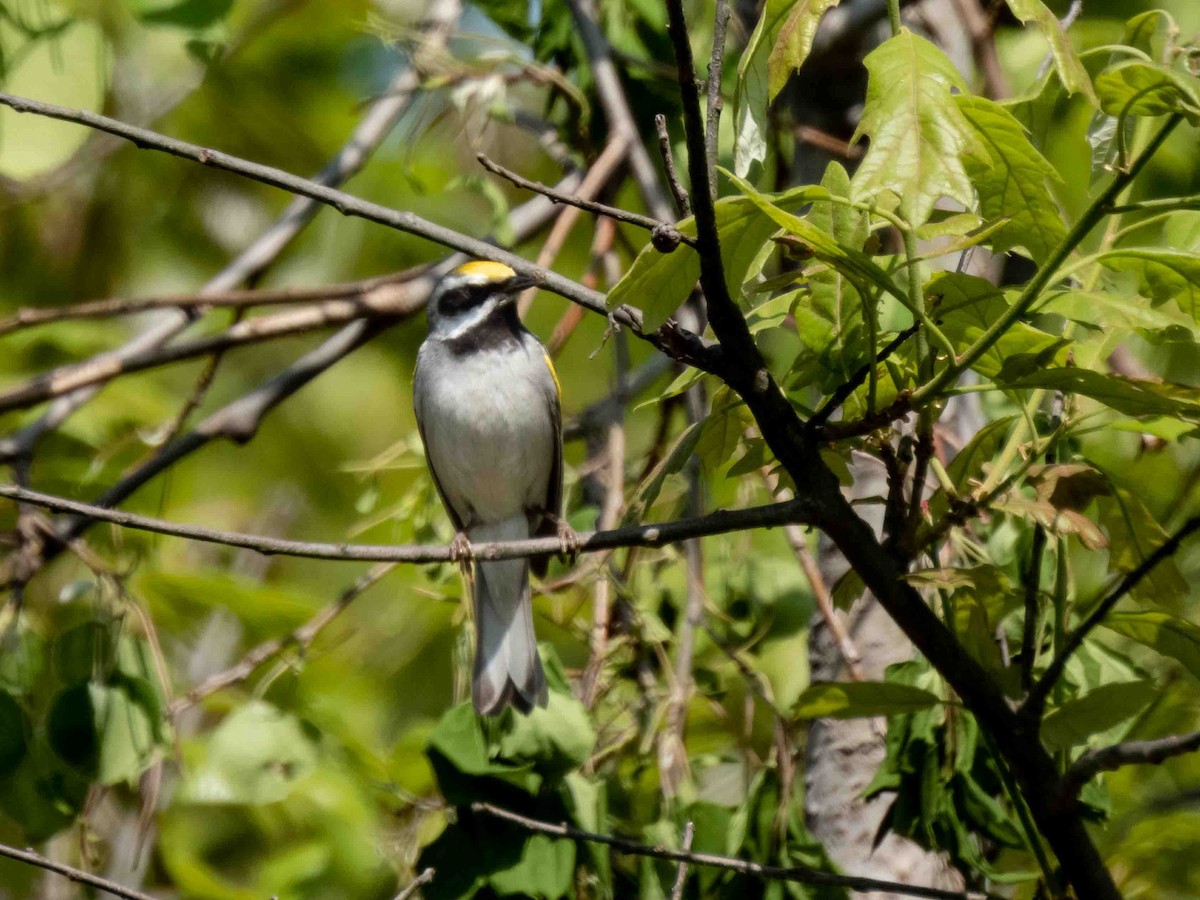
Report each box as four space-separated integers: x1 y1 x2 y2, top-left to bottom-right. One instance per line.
394 868 436 900
808 325 918 428
0 287 424 414
478 152 694 247
470 803 998 899
174 563 396 712
1024 513 1200 721
0 270 419 337
0 842 159 900
670 821 695 900
0 483 814 567
655 113 691 217
566 0 675 222
704 0 731 202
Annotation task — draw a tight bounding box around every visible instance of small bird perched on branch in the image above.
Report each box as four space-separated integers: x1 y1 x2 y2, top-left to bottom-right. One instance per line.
413 260 576 715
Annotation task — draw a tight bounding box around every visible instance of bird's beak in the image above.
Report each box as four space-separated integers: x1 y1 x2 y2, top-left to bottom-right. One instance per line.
503 273 539 294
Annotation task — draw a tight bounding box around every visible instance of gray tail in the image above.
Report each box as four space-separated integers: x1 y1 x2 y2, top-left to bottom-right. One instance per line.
470 517 548 716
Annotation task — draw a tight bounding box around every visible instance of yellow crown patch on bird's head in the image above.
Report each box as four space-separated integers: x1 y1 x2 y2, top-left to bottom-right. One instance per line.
453 260 517 283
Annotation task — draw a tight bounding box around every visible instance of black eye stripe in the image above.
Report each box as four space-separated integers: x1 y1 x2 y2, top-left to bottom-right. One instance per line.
439 285 480 315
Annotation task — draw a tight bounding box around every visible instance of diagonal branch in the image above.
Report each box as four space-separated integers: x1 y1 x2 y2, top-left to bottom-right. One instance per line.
1023 513 1200 721
0 484 813 567
477 153 695 247
1063 729 1200 797
0 841 159 900
0 91 718 374
470 802 999 900
0 27 459 460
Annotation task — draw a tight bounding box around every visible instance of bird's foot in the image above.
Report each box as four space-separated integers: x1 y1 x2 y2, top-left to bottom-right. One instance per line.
553 516 580 564
449 531 474 572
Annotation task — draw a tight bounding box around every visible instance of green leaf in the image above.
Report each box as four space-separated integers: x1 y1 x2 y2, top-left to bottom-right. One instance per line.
794 681 941 718
1041 680 1158 751
179 701 318 804
1098 249 1200 319
956 95 1065 263
1095 61 1200 122
497 692 596 775
0 692 28 775
487 832 575 898
1004 0 1097 104
1095 487 1189 607
1037 289 1198 337
850 30 978 225
47 681 161 785
0 627 45 696
52 620 115 685
735 0 836 175
1104 611 1200 681
931 274 1069 379
766 0 839 99
999 368 1200 420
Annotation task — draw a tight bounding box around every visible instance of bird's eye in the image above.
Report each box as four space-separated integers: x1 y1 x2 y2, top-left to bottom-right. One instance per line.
438 287 475 315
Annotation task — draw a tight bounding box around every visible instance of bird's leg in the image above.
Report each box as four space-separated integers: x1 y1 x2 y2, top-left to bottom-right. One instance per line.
449 530 474 576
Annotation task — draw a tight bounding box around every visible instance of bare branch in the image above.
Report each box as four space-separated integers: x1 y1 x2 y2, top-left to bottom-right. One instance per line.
478 153 694 247
0 270 421 337
470 802 999 900
566 0 676 222
394 868 436 900
0 279 428 414
704 1 731 201
655 114 691 217
1064 729 1200 796
670 821 695 900
0 842 159 900
1024 513 1200 721
0 91 726 383
0 483 814 567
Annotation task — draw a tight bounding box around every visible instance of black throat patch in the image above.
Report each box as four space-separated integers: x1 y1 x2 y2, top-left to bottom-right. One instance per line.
443 302 526 356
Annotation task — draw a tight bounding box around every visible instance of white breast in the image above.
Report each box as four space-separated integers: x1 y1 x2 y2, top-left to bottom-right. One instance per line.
414 339 555 526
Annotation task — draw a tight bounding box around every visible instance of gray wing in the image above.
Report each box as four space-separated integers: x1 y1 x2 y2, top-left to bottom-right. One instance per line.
413 348 467 534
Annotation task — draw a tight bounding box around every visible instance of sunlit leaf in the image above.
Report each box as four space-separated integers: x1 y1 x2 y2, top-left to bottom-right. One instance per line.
1104 611 1200 681
1098 249 1200 319
766 0 839 99
1095 61 1200 122
1004 0 1097 104
850 30 978 224
956 95 1066 262
1041 680 1158 751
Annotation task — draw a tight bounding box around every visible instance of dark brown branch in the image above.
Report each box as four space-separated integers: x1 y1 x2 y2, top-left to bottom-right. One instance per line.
470 803 998 900
662 3 1122 895
477 154 695 247
1064 729 1200 797
0 483 813 566
1024 513 1200 721
0 842 159 900
808 325 918 428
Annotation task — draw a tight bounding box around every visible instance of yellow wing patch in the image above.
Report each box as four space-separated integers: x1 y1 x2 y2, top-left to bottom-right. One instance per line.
453 260 516 282
543 352 561 398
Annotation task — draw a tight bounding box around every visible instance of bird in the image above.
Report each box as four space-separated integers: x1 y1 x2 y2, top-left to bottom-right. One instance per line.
413 260 576 715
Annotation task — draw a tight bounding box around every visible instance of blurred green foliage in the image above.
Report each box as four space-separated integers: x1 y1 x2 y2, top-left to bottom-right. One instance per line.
0 0 1198 898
